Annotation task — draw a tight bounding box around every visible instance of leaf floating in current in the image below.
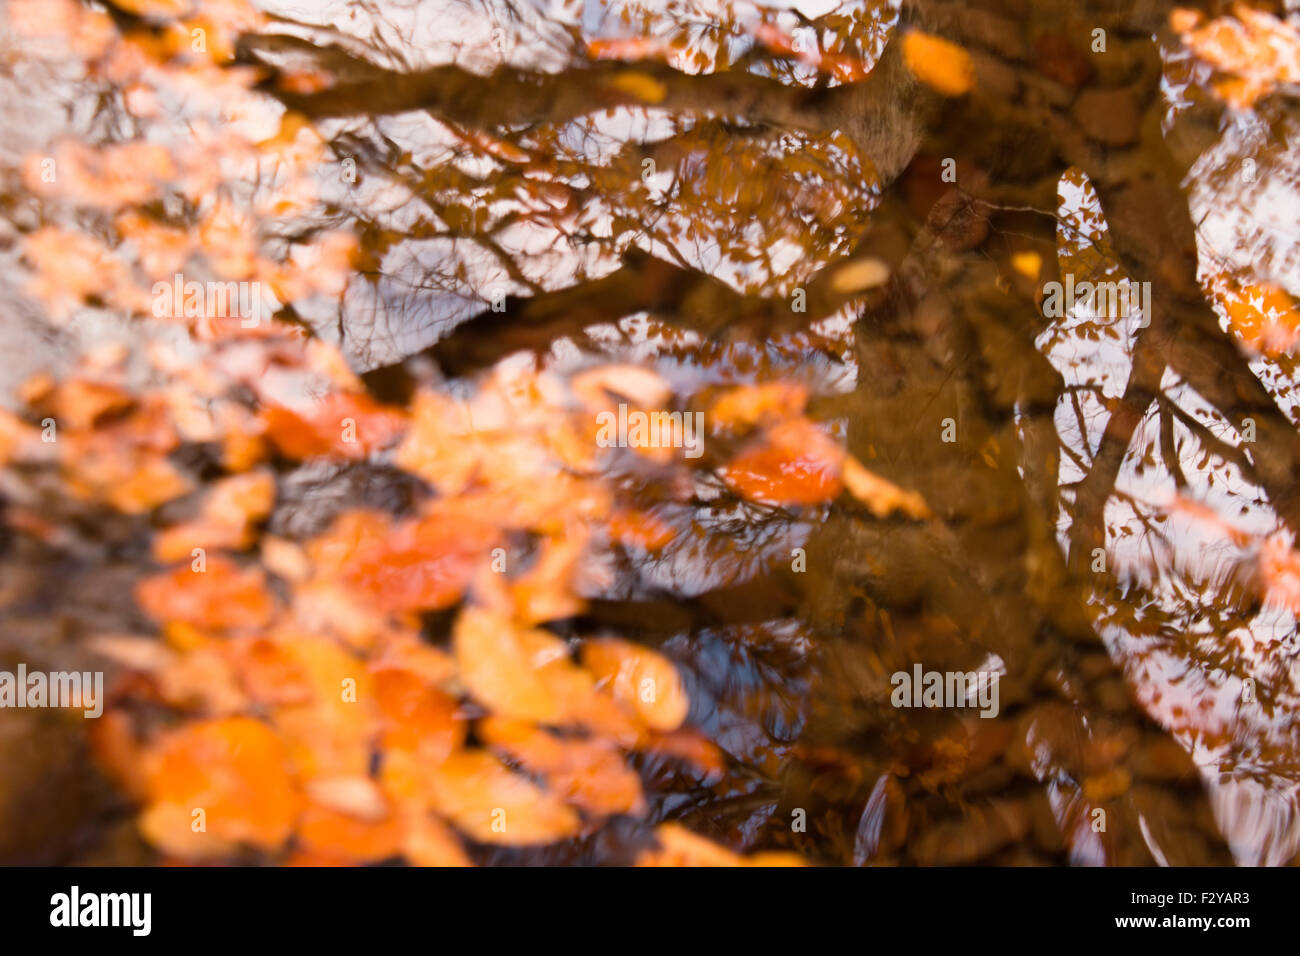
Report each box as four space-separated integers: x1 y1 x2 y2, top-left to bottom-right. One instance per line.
830 257 891 293
610 71 668 104
140 717 301 860
719 418 845 506
841 455 931 519
902 30 976 96
580 637 689 732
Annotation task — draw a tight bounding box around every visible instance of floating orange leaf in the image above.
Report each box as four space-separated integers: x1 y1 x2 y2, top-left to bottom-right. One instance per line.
637 823 808 867
830 257 891 293
374 667 464 762
136 554 275 632
609 508 677 552
153 469 276 561
901 30 975 96
642 726 727 780
1259 536 1300 614
261 392 407 461
509 531 590 624
1208 275 1300 356
312 509 498 615
580 637 689 732
454 607 574 723
708 383 808 431
43 379 134 430
609 71 667 104
480 717 645 816
426 750 580 845
268 634 376 782
401 813 472 866
140 717 301 859
229 636 315 706
303 776 388 821
719 418 845 506
297 802 402 863
587 36 678 63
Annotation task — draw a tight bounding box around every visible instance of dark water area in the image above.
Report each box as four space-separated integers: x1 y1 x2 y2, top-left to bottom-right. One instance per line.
1 0 1299 868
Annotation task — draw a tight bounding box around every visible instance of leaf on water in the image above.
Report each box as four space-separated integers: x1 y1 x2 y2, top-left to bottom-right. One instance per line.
303 776 389 821
719 418 845 506
42 379 134 430
90 634 180 675
608 508 677 552
637 823 808 866
1208 275 1300 356
267 635 376 782
296 802 403 863
901 30 976 97
1173 7 1300 109
640 727 726 781
610 71 668 103
400 813 472 867
310 509 499 615
426 750 580 845
509 531 590 624
708 382 809 431
571 364 672 411
111 0 193 17
140 717 301 860
153 469 276 561
229 636 315 706
1259 536 1300 614
1011 251 1042 280
453 607 572 724
136 555 275 632
261 392 408 461
580 637 689 732
374 667 464 763
587 36 678 63
830 257 891 293
841 455 931 518
480 717 646 816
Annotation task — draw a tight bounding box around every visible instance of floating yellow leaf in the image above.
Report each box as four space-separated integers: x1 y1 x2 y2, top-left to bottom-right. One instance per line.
830 257 891 293
610 71 668 103
902 31 975 96
1011 251 1042 280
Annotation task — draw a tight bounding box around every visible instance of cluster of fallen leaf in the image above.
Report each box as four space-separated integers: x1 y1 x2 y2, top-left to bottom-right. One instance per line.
3 331 846 864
